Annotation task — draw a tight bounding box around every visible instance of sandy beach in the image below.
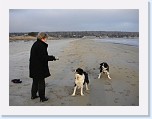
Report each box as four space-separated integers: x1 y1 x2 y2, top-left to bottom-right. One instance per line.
9 38 139 106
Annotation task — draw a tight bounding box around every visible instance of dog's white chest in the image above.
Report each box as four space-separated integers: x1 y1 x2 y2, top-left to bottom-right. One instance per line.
75 74 85 88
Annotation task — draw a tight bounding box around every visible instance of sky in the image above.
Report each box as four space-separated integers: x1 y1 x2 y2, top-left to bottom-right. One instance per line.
9 9 139 33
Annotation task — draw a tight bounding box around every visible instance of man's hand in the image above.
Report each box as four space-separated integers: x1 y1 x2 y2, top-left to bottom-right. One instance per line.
55 57 59 60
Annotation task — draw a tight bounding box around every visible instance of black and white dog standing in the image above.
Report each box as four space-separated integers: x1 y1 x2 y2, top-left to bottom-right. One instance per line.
98 62 111 79
72 68 89 96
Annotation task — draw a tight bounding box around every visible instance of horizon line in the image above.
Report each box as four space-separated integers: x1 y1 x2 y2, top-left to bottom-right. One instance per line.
9 30 139 33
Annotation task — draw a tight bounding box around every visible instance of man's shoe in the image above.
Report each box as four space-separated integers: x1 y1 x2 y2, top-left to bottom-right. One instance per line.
40 97 48 102
31 96 39 99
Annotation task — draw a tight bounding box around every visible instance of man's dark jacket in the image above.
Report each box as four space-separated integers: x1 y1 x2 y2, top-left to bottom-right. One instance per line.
29 39 56 78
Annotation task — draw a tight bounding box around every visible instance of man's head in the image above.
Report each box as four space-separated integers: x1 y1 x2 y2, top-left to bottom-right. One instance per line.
37 32 49 42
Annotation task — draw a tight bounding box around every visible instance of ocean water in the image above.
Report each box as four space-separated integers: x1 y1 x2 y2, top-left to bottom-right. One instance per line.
93 38 139 47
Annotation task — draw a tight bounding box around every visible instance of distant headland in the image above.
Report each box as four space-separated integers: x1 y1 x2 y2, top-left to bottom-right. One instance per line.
9 31 139 40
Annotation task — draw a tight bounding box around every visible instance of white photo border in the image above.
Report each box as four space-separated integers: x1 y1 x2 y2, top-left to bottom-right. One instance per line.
0 0 148 116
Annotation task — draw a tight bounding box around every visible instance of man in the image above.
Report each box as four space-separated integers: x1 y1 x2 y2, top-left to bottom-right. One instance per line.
29 32 58 102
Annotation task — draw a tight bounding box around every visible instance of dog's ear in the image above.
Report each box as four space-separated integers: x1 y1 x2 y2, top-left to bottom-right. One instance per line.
100 63 103 65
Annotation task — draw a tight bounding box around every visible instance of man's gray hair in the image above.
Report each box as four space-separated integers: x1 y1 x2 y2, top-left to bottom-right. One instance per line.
37 32 49 40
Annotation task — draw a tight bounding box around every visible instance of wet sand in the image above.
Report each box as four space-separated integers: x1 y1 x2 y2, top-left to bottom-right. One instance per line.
9 38 139 106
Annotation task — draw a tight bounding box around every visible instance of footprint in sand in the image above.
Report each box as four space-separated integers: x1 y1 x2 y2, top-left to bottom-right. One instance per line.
61 102 65 105
124 90 130 96
118 67 123 70
131 84 136 86
124 51 129 53
126 81 130 83
114 98 119 103
105 81 111 85
87 103 92 106
105 87 113 92
18 87 22 89
118 92 124 95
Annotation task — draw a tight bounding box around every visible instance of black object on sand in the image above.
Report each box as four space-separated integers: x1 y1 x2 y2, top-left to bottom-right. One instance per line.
11 79 22 83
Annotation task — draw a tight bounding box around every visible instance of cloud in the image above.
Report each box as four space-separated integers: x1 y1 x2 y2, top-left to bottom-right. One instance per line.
9 9 139 32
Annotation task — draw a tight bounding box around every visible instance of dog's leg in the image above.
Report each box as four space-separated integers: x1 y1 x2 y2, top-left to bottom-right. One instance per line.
107 72 111 79
98 73 101 79
80 86 84 96
85 83 89 90
71 86 77 96
108 75 111 79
